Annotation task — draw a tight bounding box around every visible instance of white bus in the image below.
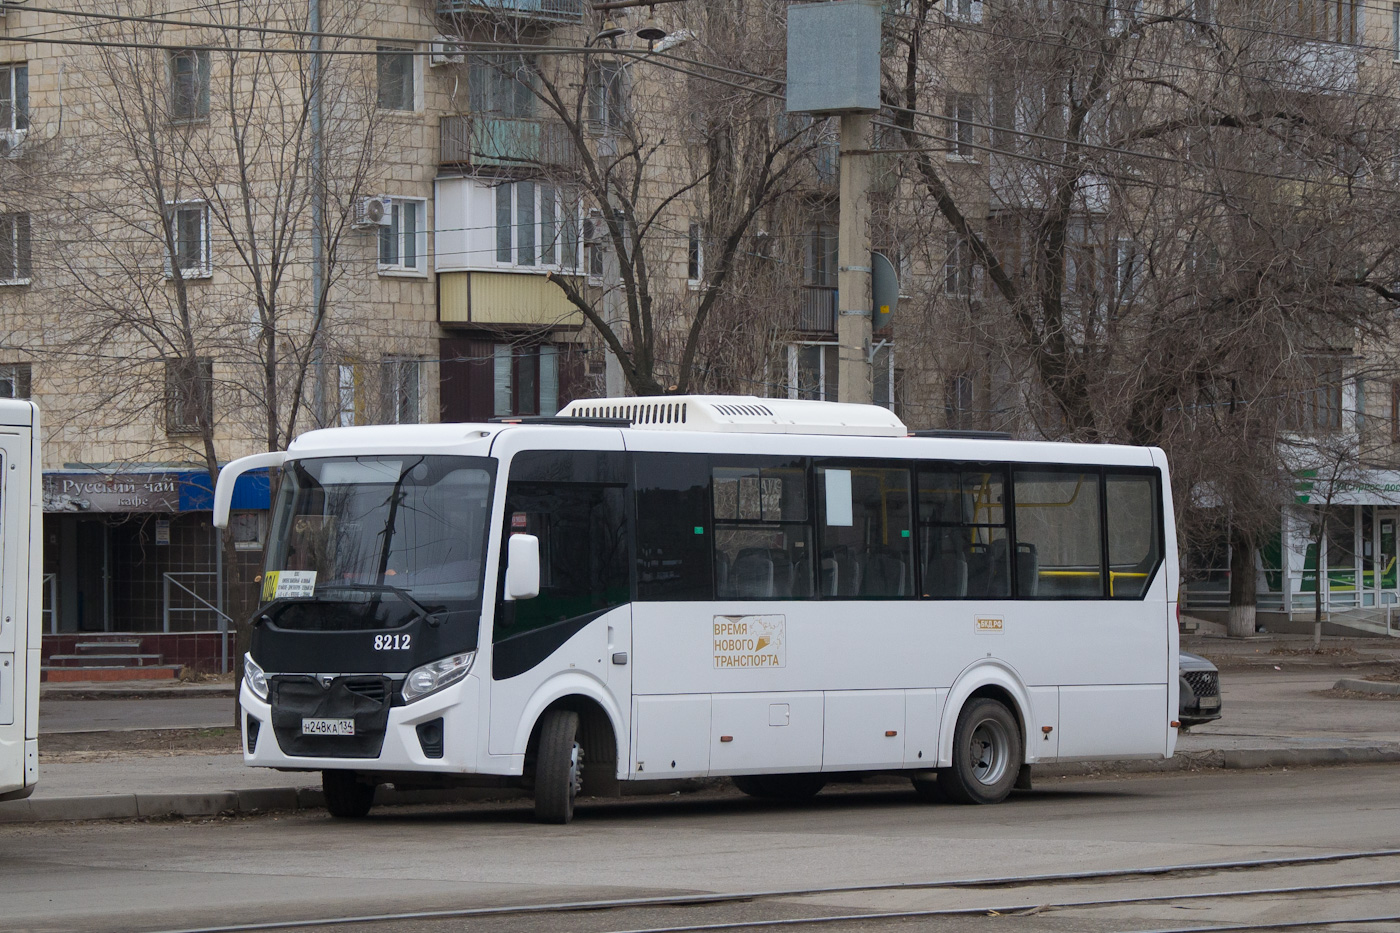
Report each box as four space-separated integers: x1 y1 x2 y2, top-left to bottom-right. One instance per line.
0 400 42 802
215 396 1178 823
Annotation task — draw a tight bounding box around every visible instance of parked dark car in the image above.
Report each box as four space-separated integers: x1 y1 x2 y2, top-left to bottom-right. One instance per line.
1179 651 1222 727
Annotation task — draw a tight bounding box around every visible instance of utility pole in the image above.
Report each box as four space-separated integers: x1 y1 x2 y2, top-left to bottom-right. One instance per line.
836 114 872 404
785 0 881 405
309 0 326 427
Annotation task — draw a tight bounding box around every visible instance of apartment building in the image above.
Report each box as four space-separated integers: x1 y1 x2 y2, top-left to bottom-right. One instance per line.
0 0 898 667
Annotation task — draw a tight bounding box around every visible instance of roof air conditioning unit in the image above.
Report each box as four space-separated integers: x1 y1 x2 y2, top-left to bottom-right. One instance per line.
429 35 465 67
353 195 394 229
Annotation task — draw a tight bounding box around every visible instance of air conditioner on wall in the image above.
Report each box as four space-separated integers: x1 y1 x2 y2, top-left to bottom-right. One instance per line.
581 209 605 244
352 195 394 229
429 36 466 67
0 132 23 159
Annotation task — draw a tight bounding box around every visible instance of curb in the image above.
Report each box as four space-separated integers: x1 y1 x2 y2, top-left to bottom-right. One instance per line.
4 747 1399 824
1335 678 1400 696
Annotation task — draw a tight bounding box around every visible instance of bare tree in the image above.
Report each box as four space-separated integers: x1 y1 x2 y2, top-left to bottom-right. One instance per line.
444 1 821 395
882 0 1400 635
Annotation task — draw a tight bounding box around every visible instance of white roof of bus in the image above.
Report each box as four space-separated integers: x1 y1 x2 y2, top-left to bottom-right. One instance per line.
284 400 1159 469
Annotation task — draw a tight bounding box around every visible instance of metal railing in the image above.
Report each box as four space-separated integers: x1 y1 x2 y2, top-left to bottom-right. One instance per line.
440 114 573 168
436 0 586 20
797 286 837 333
42 572 56 634
163 572 234 673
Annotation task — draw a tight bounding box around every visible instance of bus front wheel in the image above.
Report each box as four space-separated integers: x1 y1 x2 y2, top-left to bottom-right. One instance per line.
941 698 1022 805
534 709 583 824
322 770 375 818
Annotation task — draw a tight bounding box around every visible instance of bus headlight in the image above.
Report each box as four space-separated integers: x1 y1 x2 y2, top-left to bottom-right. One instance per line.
402 651 475 703
243 653 269 702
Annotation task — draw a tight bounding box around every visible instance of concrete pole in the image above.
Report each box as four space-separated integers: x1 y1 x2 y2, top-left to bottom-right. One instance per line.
836 112 872 404
309 0 326 427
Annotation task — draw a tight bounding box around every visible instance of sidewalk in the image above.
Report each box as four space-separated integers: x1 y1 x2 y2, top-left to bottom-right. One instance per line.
4 636 1398 823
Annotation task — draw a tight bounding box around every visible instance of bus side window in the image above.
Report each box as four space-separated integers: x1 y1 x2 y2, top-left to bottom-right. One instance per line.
917 465 1009 599
816 464 913 598
711 458 813 599
1013 470 1103 598
497 483 629 638
635 453 713 600
1105 472 1162 599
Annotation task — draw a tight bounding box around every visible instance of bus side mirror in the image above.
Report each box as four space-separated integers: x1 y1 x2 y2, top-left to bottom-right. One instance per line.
504 533 540 601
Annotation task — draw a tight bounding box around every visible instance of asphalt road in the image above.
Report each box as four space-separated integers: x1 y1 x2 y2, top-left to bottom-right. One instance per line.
3 764 1399 933
38 698 232 734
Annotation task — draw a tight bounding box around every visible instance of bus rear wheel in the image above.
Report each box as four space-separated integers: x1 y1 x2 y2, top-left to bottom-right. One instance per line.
534 709 583 824
940 698 1022 805
322 770 375 818
732 774 827 800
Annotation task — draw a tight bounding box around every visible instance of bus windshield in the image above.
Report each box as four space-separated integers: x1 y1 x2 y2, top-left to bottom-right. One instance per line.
263 456 495 629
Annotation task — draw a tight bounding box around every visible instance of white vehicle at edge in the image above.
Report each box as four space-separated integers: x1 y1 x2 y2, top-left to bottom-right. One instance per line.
0 399 42 802
216 396 1179 823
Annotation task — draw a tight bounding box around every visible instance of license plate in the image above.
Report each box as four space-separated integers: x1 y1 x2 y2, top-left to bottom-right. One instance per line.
1199 698 1221 709
302 718 355 736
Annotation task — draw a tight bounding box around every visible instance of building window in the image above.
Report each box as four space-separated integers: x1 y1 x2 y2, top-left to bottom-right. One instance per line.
1114 238 1142 300
165 357 213 435
168 49 210 122
946 93 979 158
804 221 838 287
0 212 31 285
468 54 534 117
1394 3 1400 59
945 232 973 297
945 0 983 22
687 222 704 285
0 363 31 399
337 363 358 427
0 63 28 134
789 343 838 401
945 374 975 429
1287 359 1345 434
493 344 558 417
1288 0 1361 44
164 202 211 278
377 46 416 111
588 61 628 134
378 198 426 274
493 181 579 270
380 357 420 424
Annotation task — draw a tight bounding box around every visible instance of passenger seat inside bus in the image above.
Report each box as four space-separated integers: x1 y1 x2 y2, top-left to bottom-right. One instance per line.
860 547 907 597
923 554 968 597
731 549 775 598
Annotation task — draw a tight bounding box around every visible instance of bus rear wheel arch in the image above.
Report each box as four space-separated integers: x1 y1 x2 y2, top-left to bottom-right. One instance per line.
938 696 1024 805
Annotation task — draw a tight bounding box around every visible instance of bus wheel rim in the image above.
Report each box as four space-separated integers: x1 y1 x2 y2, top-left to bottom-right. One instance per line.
969 719 1009 785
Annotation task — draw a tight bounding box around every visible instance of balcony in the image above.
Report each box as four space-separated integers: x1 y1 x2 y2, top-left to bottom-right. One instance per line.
441 114 574 169
436 0 586 21
798 286 837 333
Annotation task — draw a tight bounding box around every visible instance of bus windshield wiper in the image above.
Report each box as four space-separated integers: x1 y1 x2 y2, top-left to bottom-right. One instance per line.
314 583 443 625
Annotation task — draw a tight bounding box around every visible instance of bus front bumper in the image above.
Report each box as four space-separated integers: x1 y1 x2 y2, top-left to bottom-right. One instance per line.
239 675 486 775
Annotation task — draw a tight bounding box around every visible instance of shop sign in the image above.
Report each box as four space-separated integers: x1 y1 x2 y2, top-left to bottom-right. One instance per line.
43 474 181 513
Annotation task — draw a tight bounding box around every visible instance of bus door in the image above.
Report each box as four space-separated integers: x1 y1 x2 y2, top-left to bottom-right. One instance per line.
487 449 631 764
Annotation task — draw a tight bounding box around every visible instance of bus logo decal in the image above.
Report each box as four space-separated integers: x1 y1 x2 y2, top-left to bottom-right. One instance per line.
975 616 1004 633
713 615 785 669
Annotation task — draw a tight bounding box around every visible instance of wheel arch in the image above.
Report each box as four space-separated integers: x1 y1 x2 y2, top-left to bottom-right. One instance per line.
938 661 1033 769
516 673 625 794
